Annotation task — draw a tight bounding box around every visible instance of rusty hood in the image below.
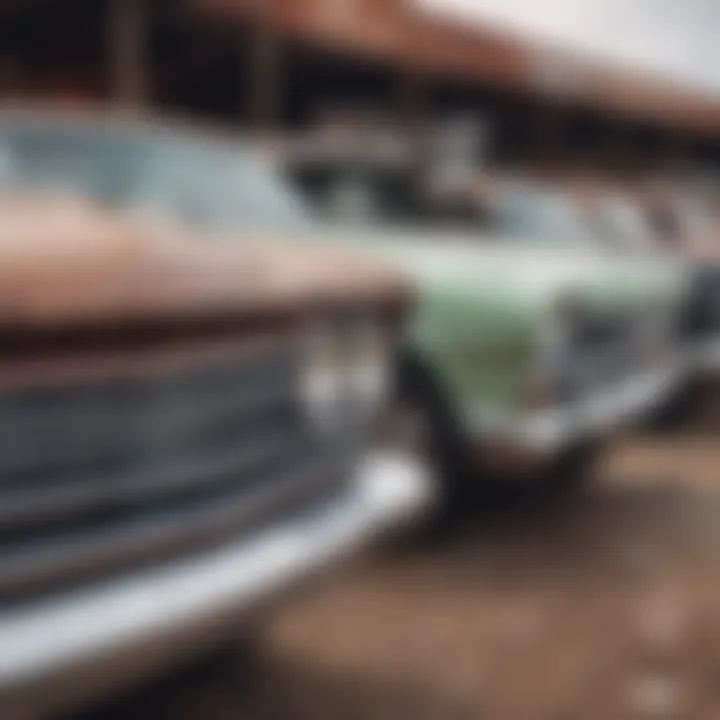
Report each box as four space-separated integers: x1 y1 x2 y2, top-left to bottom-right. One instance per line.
0 195 407 328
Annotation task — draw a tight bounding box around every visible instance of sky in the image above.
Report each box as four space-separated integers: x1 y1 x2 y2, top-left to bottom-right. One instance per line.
416 0 720 94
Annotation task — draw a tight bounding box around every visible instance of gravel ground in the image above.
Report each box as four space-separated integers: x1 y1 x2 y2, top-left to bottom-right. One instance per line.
73 433 720 720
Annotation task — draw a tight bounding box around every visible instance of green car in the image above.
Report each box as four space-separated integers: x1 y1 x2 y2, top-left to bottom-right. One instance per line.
281 143 688 494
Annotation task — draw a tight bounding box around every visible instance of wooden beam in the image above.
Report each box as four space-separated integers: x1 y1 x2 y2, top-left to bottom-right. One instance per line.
397 70 425 132
246 3 281 133
108 0 148 108
532 103 564 172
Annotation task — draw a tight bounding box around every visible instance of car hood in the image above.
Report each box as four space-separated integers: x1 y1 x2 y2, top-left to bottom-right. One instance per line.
0 196 407 328
306 225 685 314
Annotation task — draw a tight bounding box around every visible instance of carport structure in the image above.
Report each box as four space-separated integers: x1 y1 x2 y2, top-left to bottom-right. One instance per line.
0 0 718 178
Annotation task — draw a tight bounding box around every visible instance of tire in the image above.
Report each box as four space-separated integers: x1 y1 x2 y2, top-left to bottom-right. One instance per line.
387 353 600 509
384 351 473 510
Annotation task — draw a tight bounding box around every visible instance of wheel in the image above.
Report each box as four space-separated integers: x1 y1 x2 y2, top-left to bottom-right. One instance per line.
379 352 473 511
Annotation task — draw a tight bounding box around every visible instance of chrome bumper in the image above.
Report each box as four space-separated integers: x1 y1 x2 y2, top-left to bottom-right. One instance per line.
477 363 683 469
0 451 432 719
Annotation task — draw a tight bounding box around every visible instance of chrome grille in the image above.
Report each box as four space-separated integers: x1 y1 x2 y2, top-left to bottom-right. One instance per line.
557 313 644 402
0 338 353 605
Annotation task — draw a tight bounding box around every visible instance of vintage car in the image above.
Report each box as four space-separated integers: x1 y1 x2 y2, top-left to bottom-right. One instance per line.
279 137 686 495
0 108 431 719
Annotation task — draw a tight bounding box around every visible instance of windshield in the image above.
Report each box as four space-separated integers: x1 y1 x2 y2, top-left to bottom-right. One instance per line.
0 119 311 234
492 189 595 248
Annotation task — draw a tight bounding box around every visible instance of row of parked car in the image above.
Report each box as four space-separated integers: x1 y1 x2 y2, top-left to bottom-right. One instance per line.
280 125 720 469
0 106 717 718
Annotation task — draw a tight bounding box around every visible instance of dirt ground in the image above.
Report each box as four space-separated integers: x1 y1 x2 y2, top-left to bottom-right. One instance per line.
75 433 720 720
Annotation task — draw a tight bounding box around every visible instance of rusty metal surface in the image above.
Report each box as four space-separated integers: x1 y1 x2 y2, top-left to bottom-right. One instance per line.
193 0 720 134
0 193 403 327
2 0 718 131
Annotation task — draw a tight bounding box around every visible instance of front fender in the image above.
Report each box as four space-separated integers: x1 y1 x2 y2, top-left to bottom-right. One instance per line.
407 284 545 428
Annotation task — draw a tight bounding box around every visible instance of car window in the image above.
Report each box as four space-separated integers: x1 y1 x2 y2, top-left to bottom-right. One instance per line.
0 120 311 234
289 162 427 228
287 158 505 238
132 140 311 232
0 126 141 203
493 190 595 248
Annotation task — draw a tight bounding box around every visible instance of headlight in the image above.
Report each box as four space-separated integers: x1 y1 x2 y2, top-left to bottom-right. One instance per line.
297 321 346 433
524 299 581 408
346 319 393 416
297 316 393 433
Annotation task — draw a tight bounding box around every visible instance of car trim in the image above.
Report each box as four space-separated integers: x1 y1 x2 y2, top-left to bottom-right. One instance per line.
474 362 683 456
0 450 432 717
